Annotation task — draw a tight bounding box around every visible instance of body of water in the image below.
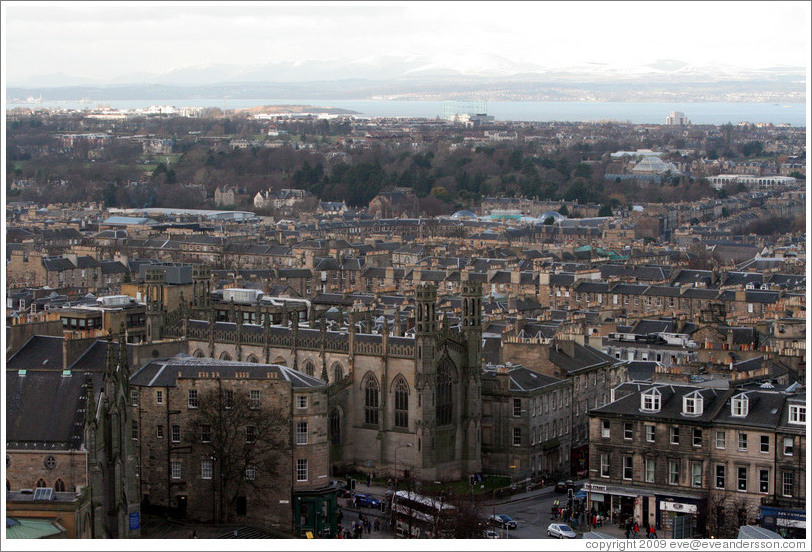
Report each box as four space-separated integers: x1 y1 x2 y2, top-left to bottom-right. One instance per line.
6 99 806 126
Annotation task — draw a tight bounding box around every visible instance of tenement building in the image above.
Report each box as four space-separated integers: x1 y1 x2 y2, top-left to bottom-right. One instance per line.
586 381 806 538
128 355 336 536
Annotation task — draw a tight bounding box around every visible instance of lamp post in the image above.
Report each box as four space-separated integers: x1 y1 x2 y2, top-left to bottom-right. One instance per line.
394 443 413 491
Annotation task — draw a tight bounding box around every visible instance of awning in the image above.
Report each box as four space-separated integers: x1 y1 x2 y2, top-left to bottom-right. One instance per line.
581 483 654 498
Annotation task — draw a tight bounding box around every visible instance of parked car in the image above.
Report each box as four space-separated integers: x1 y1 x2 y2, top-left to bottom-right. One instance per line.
554 481 568 493
482 529 501 539
488 514 518 530
354 493 381 508
547 523 577 539
337 489 354 499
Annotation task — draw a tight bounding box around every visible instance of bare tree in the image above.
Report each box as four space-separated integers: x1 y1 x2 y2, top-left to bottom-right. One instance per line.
705 492 760 539
190 384 290 523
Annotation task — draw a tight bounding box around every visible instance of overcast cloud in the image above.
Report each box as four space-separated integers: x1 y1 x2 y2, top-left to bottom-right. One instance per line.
3 1 810 85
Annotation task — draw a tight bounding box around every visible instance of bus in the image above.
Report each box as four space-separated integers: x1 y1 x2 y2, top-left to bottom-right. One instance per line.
390 490 458 538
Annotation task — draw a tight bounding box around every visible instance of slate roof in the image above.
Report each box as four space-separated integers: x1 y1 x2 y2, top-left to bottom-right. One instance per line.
592 382 727 423
482 366 565 393
548 342 620 374
130 355 327 389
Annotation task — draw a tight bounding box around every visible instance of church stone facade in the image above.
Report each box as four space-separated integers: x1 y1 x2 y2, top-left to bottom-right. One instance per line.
165 281 484 482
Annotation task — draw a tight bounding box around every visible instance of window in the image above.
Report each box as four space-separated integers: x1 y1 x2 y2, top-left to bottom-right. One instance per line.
131 389 139 406
693 428 702 447
246 425 255 444
683 391 703 416
645 458 655 482
296 421 308 445
296 459 308 481
691 462 702 487
783 437 794 456
250 390 261 409
201 460 213 480
715 430 726 449
245 466 256 481
782 472 794 497
600 454 610 478
364 376 380 425
670 426 680 445
171 461 181 480
54 479 65 492
668 460 680 485
513 398 522 417
759 470 769 494
156 390 163 405
623 456 633 480
641 388 661 412
329 409 341 445
394 378 409 428
738 432 748 451
171 425 180 443
513 427 522 446
132 419 138 440
201 424 211 443
224 390 234 409
760 435 770 453
156 425 164 439
731 394 749 417
737 467 747 491
645 425 655 443
624 423 633 440
436 363 453 425
788 405 806 424
296 395 308 409
715 465 725 489
601 420 610 439
187 389 198 409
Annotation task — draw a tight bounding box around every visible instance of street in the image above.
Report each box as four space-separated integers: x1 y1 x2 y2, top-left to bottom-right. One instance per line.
484 489 584 540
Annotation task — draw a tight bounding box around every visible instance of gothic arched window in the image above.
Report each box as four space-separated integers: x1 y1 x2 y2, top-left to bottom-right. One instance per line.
219 351 232 361
332 363 344 383
436 361 454 426
304 360 315 377
35 478 47 488
329 409 341 445
54 479 66 492
246 354 259 363
364 375 379 425
393 377 409 428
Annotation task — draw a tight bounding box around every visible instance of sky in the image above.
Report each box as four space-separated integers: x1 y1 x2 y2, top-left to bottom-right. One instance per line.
2 0 811 85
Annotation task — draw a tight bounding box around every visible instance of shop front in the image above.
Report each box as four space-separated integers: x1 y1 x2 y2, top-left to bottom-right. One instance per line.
582 482 653 529
657 495 705 539
293 487 339 538
759 506 806 539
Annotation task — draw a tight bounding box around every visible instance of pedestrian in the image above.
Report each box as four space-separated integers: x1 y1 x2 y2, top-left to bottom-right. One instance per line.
625 519 631 539
374 518 380 532
337 508 343 525
364 518 371 534
649 525 657 539
633 520 640 539
367 473 372 487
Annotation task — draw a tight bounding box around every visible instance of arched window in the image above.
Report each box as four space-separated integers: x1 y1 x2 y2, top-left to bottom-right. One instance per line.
364 375 379 425
436 360 454 426
394 377 409 428
332 363 344 384
246 354 259 363
219 351 232 361
303 360 315 377
36 478 47 488
193 349 205 358
329 408 341 445
54 479 66 492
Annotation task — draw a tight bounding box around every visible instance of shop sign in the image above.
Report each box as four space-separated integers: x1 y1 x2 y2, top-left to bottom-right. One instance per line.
660 501 697 514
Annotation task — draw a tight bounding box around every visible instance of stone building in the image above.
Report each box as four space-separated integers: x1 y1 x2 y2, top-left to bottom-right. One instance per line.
128 355 335 536
164 281 484 483
587 381 806 538
481 364 572 479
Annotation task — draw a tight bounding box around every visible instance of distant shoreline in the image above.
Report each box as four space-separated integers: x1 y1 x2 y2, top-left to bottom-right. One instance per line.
234 105 360 115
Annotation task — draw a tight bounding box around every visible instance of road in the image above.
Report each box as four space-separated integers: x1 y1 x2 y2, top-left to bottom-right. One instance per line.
485 489 584 540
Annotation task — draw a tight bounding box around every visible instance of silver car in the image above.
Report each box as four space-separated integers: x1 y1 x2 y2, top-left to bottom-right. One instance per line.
547 523 577 539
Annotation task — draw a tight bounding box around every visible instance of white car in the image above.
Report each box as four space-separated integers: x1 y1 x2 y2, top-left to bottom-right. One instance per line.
547 523 577 539
483 529 501 539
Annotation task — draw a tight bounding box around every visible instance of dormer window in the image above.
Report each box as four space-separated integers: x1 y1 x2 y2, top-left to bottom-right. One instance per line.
788 405 806 425
683 390 704 416
731 394 749 417
641 388 661 412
